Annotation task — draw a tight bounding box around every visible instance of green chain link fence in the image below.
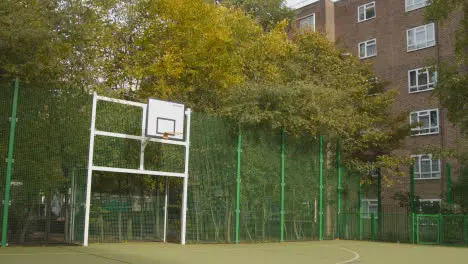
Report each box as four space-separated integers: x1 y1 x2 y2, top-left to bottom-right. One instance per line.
1 80 468 247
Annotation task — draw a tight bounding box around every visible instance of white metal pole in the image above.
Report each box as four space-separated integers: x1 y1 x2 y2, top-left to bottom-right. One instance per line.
180 109 191 245
140 105 147 170
163 177 169 242
83 92 98 246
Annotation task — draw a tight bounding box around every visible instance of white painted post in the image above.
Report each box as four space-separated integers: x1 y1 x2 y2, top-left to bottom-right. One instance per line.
180 109 191 245
140 105 147 170
163 177 169 242
83 92 98 246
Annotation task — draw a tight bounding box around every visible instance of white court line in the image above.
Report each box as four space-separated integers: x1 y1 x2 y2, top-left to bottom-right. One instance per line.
153 242 361 264
0 252 73 256
0 243 361 264
329 246 360 264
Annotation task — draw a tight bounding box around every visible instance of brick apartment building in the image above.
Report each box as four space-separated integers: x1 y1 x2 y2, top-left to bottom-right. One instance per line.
295 0 463 213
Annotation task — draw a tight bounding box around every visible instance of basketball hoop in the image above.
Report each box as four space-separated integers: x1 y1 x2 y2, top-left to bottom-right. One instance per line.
162 132 184 140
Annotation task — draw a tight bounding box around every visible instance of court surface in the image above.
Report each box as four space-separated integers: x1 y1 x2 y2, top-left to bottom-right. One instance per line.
1 240 467 264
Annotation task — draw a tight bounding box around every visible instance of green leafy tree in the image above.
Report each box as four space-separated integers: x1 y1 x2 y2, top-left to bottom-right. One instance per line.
221 32 410 176
0 0 64 82
218 0 295 31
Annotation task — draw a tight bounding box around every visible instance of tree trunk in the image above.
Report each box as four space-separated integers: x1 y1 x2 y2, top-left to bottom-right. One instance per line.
226 200 231 242
140 211 143 241
127 213 133 240
262 203 266 241
244 211 253 241
210 205 219 241
65 194 69 242
118 211 122 241
294 217 300 240
44 197 52 241
194 187 200 242
99 214 104 242
20 207 35 243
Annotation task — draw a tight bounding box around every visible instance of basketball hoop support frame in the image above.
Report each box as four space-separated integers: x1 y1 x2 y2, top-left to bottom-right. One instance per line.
83 92 191 246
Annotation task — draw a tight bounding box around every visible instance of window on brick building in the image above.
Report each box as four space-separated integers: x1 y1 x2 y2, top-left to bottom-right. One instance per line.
407 23 435 51
358 2 376 22
359 39 376 59
410 109 439 135
418 199 441 214
408 67 437 93
298 14 315 32
362 199 378 218
405 0 430 12
411 154 441 179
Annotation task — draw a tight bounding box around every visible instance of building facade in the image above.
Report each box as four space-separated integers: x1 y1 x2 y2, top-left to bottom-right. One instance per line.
296 0 463 212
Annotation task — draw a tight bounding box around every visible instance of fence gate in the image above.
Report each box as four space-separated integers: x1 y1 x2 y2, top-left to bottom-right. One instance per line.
416 214 440 245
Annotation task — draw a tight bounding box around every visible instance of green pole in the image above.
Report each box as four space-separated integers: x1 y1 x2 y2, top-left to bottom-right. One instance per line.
371 213 376 241
416 214 420 244
336 140 341 239
319 135 323 241
359 181 363 240
438 214 443 245
464 215 467 246
235 128 242 244
2 78 19 247
446 163 452 206
280 129 285 242
410 165 415 244
377 168 382 239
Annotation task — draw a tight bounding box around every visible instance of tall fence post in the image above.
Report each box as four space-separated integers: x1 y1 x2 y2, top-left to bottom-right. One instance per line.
336 140 341 239
371 213 376 241
464 215 467 246
2 78 19 248
377 167 382 239
410 165 415 244
235 127 242 244
280 129 285 242
446 163 452 206
438 214 443 245
359 181 363 241
319 135 323 241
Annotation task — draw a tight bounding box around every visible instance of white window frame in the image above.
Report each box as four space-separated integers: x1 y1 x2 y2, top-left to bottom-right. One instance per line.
405 0 430 12
408 66 437 93
298 14 315 32
411 154 441 180
410 109 439 136
407 23 436 52
359 39 377 59
358 2 376 23
361 199 378 219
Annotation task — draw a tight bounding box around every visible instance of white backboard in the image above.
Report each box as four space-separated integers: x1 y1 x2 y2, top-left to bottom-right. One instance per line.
146 99 185 140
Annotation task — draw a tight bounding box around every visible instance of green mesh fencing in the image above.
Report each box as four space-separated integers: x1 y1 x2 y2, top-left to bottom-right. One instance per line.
322 137 337 240
441 215 466 245
239 127 281 242
186 113 237 243
1 80 467 247
337 167 361 240
284 135 320 241
1 82 89 245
